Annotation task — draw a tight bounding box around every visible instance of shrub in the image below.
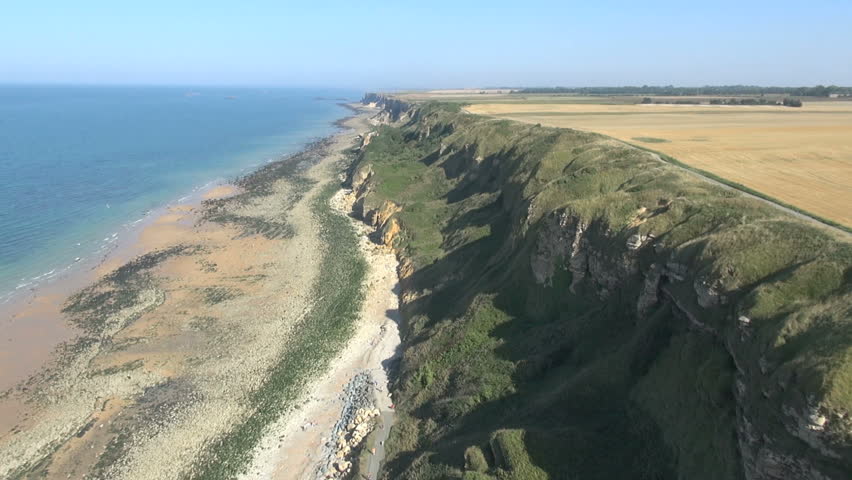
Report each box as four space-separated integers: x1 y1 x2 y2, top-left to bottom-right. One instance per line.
464 446 489 472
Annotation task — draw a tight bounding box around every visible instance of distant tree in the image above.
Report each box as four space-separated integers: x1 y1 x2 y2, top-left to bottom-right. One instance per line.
513 85 852 97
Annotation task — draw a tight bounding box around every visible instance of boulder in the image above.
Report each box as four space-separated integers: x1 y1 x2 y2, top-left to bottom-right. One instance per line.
694 278 726 308
626 234 648 251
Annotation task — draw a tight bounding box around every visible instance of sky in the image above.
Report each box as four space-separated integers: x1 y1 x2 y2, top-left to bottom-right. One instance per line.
2 0 851 88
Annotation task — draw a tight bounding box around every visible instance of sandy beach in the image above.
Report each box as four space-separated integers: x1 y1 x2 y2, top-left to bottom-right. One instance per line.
0 106 396 479
0 185 242 398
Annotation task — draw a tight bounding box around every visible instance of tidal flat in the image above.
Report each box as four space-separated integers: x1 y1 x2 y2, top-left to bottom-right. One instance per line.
0 109 397 480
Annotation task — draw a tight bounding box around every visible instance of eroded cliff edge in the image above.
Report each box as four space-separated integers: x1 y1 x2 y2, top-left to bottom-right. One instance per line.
351 96 851 480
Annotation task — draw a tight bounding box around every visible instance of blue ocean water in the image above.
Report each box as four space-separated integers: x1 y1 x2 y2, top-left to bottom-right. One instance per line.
0 85 358 302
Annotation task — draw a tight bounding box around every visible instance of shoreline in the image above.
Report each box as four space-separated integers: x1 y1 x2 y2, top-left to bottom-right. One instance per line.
0 106 382 479
0 102 356 310
0 180 241 395
0 115 352 395
3 166 287 307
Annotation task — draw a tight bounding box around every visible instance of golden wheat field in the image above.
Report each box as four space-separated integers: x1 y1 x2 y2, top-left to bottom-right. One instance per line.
464 101 852 227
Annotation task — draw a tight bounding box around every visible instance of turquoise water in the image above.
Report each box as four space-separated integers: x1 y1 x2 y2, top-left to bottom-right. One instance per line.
0 86 358 302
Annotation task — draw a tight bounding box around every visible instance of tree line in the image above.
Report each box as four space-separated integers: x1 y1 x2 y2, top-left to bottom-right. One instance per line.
641 97 803 107
515 85 850 97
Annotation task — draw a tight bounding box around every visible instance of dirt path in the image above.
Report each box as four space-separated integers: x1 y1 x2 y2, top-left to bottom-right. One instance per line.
644 151 852 239
366 410 394 480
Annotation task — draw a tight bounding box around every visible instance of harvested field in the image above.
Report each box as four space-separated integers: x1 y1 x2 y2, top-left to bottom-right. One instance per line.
465 101 852 227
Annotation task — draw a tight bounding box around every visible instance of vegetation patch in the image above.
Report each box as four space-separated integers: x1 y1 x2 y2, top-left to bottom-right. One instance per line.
199 286 242 305
199 139 325 238
201 212 295 239
632 136 669 143
63 244 201 335
466 101 852 229
627 142 852 234
94 359 144 377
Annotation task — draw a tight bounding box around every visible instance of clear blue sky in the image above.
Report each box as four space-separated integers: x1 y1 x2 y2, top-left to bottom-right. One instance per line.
2 0 851 88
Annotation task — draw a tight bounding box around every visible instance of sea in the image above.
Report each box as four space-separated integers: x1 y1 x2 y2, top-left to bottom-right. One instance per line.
0 85 359 304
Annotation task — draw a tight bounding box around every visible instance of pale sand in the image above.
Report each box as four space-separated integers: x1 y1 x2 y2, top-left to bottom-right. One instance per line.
0 113 374 479
238 187 401 480
202 184 240 200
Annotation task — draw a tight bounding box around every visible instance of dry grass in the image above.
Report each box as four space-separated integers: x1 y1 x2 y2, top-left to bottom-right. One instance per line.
465 101 852 227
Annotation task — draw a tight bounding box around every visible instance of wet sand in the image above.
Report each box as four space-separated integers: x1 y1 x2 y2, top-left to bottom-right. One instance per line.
0 184 241 396
0 111 379 479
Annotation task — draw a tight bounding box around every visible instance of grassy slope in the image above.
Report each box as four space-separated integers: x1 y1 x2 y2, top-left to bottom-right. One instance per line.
353 102 852 479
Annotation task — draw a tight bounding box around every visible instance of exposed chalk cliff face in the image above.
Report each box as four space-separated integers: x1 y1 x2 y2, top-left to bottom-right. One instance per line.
362 93 414 124
349 95 852 480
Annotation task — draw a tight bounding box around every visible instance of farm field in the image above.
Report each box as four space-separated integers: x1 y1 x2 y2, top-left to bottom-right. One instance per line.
463 100 852 228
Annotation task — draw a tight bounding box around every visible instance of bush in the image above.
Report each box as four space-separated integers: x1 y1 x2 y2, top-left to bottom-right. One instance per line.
465 446 490 472
783 97 803 107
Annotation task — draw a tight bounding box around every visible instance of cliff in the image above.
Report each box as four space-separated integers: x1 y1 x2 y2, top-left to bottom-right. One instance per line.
351 94 852 480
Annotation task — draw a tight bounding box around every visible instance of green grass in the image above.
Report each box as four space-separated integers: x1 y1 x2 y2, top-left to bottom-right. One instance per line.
353 99 852 479
626 141 852 234
464 446 489 472
490 430 548 480
633 333 740 480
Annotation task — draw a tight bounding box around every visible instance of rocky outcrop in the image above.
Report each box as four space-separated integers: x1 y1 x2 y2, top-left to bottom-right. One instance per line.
357 131 378 150
637 264 663 315
324 406 380 478
317 373 382 480
626 233 650 251
694 277 726 308
379 217 401 247
529 210 585 286
347 167 402 249
527 204 851 480
361 93 414 124
351 163 373 192
365 200 400 231
530 210 651 298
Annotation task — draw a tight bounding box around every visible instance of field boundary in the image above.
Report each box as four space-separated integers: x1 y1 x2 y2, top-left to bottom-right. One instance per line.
625 141 852 235
458 105 851 236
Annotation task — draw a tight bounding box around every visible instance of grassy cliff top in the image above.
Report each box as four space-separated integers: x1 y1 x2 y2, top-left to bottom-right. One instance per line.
356 96 852 479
